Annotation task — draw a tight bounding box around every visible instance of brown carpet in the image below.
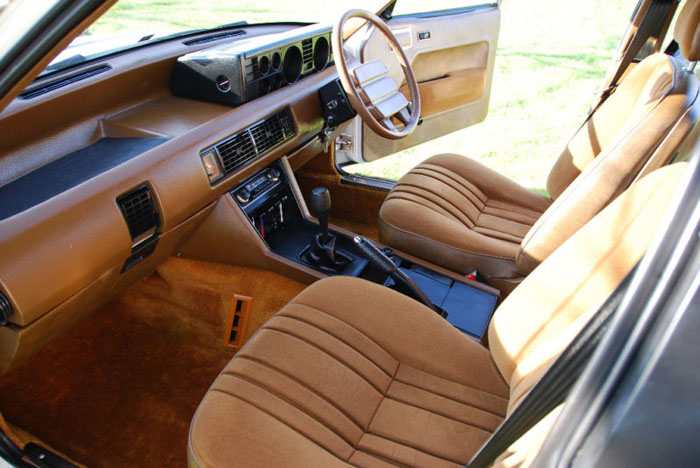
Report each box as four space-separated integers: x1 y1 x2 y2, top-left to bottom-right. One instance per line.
295 171 387 241
0 257 306 468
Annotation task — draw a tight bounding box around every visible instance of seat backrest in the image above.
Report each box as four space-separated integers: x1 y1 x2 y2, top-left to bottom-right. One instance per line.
488 162 687 414
514 0 700 275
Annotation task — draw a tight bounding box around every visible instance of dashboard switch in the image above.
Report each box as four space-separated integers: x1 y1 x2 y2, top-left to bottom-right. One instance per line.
201 150 223 183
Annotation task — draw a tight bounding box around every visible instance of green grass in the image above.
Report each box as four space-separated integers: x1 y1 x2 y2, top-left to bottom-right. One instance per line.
87 0 640 192
345 0 640 191
85 1 383 34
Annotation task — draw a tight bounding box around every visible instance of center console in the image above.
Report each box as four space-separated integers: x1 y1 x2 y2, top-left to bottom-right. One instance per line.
232 160 499 340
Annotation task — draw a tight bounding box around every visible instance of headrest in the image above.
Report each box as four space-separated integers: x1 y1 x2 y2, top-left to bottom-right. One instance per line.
675 0 700 61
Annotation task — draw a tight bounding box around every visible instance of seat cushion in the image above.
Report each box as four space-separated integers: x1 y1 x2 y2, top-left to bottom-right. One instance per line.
379 153 551 277
188 276 509 468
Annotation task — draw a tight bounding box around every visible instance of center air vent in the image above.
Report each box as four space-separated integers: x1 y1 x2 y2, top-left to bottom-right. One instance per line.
250 114 285 155
302 39 313 67
203 108 296 181
117 185 159 244
217 131 256 173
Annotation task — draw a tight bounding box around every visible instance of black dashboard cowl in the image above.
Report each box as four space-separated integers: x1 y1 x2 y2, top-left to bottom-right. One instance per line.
171 50 246 106
170 24 332 107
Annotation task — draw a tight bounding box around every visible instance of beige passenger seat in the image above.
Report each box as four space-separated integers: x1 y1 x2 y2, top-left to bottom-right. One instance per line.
188 161 688 467
378 0 700 284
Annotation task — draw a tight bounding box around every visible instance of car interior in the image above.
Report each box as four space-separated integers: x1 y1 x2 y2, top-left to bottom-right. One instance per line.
0 0 698 467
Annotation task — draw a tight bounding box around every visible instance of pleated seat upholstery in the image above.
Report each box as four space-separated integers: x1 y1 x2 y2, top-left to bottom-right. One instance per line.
379 2 700 279
189 163 688 468
379 153 551 278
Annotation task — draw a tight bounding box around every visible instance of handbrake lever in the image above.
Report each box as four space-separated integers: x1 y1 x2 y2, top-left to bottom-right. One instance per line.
353 236 446 317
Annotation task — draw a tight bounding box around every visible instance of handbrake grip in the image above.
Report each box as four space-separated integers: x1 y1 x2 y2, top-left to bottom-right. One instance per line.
353 236 396 273
353 236 443 315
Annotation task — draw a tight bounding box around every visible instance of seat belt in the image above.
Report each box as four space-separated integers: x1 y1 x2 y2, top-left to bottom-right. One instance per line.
588 0 678 117
466 264 638 468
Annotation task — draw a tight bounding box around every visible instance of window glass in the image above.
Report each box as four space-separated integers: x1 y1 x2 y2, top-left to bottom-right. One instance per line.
43 0 380 76
393 0 497 16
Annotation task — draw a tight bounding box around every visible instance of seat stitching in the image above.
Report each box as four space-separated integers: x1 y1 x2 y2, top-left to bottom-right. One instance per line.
473 218 530 238
392 379 507 417
390 184 478 228
484 198 551 219
219 371 361 447
481 204 542 224
234 355 368 430
289 301 402 365
378 216 517 262
383 394 496 434
386 192 475 229
260 327 389 394
413 164 489 204
209 388 353 463
277 311 397 377
350 448 405 467
363 430 468 466
472 226 525 244
403 167 487 210
277 303 401 434
397 171 485 220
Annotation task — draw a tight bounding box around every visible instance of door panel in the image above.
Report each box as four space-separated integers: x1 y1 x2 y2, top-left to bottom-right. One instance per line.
338 5 500 164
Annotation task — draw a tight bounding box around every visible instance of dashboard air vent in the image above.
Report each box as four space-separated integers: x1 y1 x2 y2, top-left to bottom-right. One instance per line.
0 291 12 325
117 185 159 243
250 114 286 155
209 108 296 179
184 30 245 46
19 65 112 100
217 132 256 174
302 39 313 67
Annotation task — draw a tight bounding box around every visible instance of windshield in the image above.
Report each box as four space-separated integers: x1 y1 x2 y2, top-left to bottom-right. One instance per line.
44 0 382 76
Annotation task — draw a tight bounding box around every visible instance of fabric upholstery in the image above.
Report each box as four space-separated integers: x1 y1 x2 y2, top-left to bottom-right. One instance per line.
490 162 687 411
189 276 509 468
379 153 551 277
675 0 700 62
189 163 688 468
518 52 699 274
380 50 698 278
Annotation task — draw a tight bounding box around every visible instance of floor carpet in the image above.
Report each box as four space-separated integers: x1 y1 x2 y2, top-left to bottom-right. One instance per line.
0 257 306 468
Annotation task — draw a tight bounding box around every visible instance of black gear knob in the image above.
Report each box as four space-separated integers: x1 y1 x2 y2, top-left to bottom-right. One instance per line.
310 187 331 244
310 187 331 216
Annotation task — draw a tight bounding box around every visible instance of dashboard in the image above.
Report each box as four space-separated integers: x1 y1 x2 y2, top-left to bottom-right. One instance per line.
172 25 334 106
0 22 347 375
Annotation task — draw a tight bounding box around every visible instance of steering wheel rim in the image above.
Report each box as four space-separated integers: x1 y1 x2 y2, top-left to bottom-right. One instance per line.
332 9 421 140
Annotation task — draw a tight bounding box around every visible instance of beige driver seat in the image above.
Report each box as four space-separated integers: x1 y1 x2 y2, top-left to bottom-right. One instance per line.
378 1 700 282
188 161 687 467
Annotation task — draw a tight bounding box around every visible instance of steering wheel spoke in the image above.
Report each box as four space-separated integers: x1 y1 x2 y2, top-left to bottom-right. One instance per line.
382 118 399 134
395 107 412 126
333 9 421 140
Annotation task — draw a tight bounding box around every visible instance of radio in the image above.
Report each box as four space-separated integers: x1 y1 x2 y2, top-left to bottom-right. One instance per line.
232 167 282 205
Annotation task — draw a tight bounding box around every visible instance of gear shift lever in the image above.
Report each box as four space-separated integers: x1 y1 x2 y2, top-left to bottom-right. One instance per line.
310 187 331 244
300 187 351 273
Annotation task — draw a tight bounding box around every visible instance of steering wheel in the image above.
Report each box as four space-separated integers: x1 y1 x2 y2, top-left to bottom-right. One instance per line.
332 9 421 140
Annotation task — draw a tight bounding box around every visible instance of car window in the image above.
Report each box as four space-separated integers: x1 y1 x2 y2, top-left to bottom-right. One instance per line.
43 0 381 76
393 0 498 16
